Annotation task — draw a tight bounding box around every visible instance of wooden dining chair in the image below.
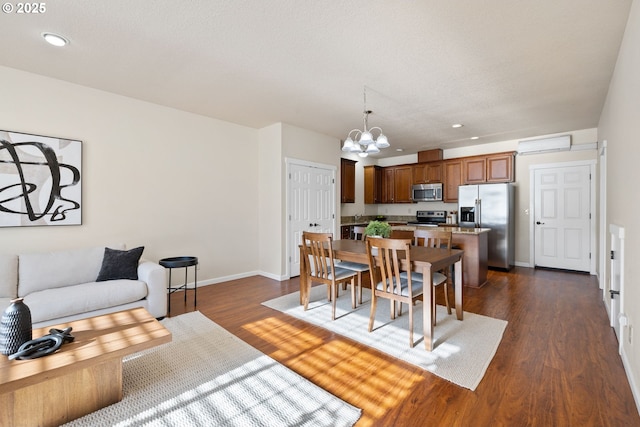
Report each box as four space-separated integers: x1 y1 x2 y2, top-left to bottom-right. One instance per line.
301 232 359 320
335 225 368 304
365 237 424 348
413 229 453 325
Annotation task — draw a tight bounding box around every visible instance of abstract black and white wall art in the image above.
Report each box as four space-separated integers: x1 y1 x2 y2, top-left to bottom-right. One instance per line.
0 130 82 227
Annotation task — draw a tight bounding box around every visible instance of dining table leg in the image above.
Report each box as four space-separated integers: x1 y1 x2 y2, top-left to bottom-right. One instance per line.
423 263 433 352
454 257 463 320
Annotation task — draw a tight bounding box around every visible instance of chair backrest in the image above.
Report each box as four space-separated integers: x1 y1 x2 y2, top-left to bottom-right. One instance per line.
352 226 366 240
413 229 452 250
366 237 415 297
301 231 336 281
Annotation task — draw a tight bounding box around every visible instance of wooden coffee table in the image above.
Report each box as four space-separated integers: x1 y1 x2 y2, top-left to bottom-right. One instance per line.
0 307 172 427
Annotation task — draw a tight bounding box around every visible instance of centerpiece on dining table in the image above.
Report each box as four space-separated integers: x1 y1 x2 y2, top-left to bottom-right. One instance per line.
364 220 391 238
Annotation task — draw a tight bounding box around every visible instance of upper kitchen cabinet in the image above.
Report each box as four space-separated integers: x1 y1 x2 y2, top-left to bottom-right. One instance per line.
378 165 412 203
462 152 515 184
444 159 463 202
413 161 443 184
364 165 383 204
340 158 357 203
392 165 413 203
486 152 515 182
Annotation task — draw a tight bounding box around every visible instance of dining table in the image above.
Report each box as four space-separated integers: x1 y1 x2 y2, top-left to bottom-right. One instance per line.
299 239 464 351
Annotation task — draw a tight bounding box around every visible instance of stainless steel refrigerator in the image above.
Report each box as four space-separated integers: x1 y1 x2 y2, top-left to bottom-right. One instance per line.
458 183 515 270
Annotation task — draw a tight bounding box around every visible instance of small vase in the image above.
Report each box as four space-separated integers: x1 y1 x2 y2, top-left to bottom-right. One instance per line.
0 298 33 356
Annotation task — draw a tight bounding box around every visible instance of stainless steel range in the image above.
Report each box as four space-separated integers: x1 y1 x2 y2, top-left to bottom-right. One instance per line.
407 210 447 226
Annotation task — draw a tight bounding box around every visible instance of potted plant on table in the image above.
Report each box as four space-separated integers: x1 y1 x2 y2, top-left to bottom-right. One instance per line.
364 220 392 238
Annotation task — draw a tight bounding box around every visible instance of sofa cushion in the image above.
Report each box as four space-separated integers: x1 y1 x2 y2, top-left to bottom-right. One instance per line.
23 280 148 324
0 254 18 299
96 246 144 281
18 244 125 297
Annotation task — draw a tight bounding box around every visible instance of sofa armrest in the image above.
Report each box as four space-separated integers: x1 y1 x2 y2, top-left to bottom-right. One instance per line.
138 261 167 318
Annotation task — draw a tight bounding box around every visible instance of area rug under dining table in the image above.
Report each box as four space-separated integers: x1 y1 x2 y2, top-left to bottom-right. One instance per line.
63 311 361 427
262 286 508 391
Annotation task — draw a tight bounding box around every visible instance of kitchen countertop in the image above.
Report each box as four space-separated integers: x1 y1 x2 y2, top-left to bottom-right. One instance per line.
391 225 490 235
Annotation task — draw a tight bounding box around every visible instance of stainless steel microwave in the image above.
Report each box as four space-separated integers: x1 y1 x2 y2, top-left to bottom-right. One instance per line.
412 183 443 202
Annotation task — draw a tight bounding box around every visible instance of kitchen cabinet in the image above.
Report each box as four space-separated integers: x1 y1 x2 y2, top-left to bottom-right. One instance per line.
340 158 357 203
486 152 515 182
463 152 515 184
364 165 383 204
379 166 412 203
382 167 395 203
392 165 413 203
412 161 443 184
444 159 463 202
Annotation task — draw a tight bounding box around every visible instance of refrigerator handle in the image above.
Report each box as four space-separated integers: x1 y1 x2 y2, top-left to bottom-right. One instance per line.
476 198 481 228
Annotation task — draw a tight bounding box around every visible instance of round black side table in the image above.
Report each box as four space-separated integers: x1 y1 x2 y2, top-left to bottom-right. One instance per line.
159 256 198 314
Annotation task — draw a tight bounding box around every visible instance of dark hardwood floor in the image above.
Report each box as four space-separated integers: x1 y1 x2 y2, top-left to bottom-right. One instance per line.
167 267 640 427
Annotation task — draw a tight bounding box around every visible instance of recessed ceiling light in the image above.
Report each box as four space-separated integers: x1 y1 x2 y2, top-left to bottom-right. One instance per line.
42 32 69 47
452 123 464 128
470 136 479 140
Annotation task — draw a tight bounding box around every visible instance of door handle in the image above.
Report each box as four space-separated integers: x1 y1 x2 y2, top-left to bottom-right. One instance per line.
536 221 545 225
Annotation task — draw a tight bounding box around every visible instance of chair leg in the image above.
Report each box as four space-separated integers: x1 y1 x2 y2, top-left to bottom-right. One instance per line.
368 293 377 332
357 272 363 305
432 287 437 327
408 302 414 348
444 283 452 315
350 277 356 309
331 283 337 320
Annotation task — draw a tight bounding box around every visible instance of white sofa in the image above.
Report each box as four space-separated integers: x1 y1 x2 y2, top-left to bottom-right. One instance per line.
0 245 167 328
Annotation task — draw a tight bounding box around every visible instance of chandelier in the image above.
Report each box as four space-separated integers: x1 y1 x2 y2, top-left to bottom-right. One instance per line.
341 88 390 157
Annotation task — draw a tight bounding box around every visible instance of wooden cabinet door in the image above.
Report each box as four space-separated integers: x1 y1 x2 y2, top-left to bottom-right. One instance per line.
394 166 413 203
364 165 383 204
340 158 356 203
413 163 428 184
486 153 515 182
413 162 443 184
444 160 462 202
382 167 395 203
463 157 487 184
426 162 443 182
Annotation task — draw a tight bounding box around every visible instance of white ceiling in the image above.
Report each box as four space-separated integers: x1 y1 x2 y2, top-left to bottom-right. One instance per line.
0 1 632 158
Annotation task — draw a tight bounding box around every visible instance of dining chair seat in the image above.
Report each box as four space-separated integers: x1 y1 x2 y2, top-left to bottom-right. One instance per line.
335 261 370 272
400 271 447 287
373 277 423 297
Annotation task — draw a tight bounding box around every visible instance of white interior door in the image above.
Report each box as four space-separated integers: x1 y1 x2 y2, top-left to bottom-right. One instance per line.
533 164 591 272
288 161 336 277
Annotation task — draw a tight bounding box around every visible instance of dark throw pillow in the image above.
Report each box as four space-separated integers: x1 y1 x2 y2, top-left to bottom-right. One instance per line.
96 246 145 281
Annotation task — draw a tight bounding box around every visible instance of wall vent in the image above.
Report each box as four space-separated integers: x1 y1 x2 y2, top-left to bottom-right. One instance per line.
517 135 571 155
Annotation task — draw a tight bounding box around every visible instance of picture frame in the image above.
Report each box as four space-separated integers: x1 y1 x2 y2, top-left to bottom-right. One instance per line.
0 129 82 227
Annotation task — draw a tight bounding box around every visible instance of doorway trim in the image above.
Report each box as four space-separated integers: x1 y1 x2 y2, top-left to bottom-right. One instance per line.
528 159 597 274
599 141 608 297
285 157 337 279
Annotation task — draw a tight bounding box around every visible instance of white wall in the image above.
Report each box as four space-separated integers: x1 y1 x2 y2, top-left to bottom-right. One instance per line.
598 0 640 407
0 66 260 284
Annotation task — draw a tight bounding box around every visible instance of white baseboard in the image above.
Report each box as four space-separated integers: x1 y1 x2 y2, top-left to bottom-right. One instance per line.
514 261 530 268
620 345 640 417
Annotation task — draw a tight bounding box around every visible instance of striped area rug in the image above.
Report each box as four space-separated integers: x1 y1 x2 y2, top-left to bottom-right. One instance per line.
63 311 361 427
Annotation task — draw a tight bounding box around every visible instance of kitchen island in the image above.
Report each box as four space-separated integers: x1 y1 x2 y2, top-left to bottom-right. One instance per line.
391 225 490 288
